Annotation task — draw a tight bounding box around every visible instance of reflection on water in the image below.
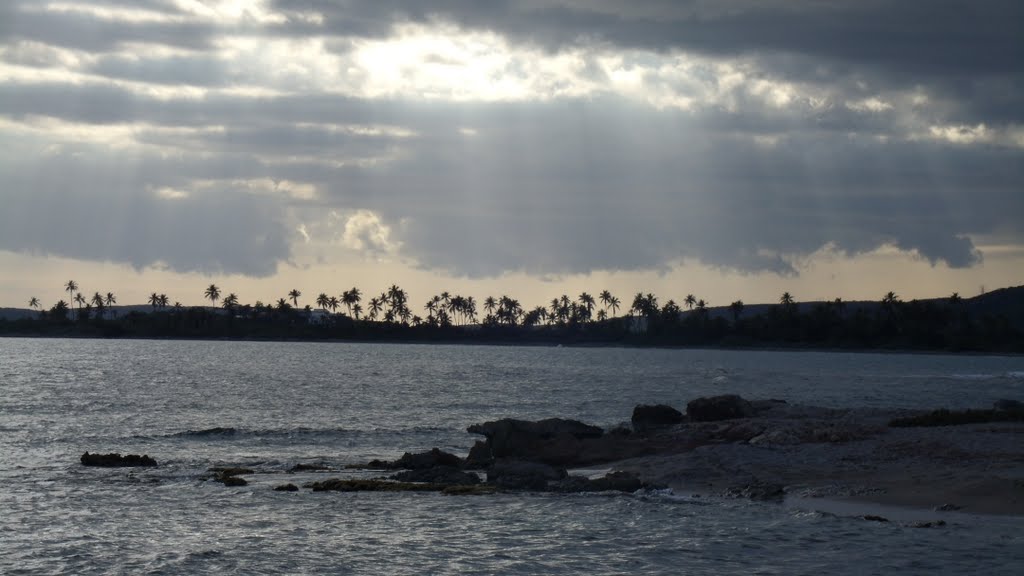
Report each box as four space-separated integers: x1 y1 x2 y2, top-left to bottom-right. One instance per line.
1 338 1022 574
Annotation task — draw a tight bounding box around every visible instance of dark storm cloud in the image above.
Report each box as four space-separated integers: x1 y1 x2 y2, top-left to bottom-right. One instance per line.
1 1 1021 278
270 0 1024 77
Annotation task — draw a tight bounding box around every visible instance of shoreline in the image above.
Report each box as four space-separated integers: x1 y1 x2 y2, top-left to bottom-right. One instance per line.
2 332 1021 358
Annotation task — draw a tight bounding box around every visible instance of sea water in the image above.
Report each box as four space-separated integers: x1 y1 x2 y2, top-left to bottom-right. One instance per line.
1 338 1023 574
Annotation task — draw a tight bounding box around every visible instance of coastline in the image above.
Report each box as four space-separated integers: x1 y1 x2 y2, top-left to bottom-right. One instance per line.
2 332 1022 357
609 404 1024 518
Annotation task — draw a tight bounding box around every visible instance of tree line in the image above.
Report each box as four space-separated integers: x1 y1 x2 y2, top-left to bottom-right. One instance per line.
5 280 1021 353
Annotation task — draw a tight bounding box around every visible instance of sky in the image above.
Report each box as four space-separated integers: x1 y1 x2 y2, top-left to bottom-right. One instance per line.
1 0 1022 311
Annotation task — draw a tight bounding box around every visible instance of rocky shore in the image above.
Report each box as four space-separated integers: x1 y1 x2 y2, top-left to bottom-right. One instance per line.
81 395 1024 515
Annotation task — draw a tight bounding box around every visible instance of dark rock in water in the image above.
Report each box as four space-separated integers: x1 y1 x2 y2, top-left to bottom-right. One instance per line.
274 483 299 492
290 463 331 472
441 484 498 496
910 520 946 528
362 460 393 470
486 459 566 491
222 476 247 487
81 452 157 467
467 418 604 466
686 395 754 422
993 399 1023 411
464 440 493 469
862 515 889 523
935 503 961 512
394 448 463 470
391 466 480 486
209 467 253 477
550 471 649 493
631 404 685 433
308 478 445 492
182 427 237 437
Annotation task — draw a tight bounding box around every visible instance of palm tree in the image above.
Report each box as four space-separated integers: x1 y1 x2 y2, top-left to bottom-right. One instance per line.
484 296 497 316
368 297 382 320
351 302 363 320
685 294 696 310
316 293 330 311
328 296 340 313
729 300 745 323
288 289 302 307
204 284 221 308
65 280 78 319
599 290 612 313
51 300 70 321
149 292 161 310
74 293 86 318
105 292 117 319
29 297 39 311
609 296 621 317
159 294 169 308
780 292 794 307
578 292 595 319
222 293 239 310
90 292 105 319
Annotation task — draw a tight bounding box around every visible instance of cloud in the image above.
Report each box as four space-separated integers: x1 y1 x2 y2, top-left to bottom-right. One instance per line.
0 0 1021 282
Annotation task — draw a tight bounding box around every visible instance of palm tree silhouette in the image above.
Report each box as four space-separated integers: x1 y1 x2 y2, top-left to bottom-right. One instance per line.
316 293 330 311
29 297 39 310
149 293 161 310
159 294 169 308
288 289 302 307
609 296 621 317
780 292 794 307
90 292 105 319
599 290 612 313
351 302 363 320
65 280 78 320
222 293 239 310
74 293 86 318
105 292 117 319
685 294 696 310
205 284 221 308
484 296 497 317
328 296 340 314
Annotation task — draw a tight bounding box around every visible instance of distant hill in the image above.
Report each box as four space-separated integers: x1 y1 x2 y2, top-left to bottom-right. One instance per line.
965 285 1024 330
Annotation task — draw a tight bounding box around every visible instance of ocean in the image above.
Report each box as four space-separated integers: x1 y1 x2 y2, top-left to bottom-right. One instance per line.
2 338 1023 574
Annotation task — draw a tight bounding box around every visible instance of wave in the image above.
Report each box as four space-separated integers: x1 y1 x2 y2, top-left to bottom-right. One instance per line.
152 425 453 441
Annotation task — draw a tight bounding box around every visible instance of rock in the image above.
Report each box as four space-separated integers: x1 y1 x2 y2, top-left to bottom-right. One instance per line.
486 459 567 491
551 471 649 493
274 483 299 492
391 466 480 485
308 479 446 493
394 448 463 470
686 395 754 422
464 440 493 469
910 520 946 528
222 476 247 487
467 418 604 466
935 503 962 512
631 404 685 433
290 463 331 472
80 452 157 467
862 515 889 522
